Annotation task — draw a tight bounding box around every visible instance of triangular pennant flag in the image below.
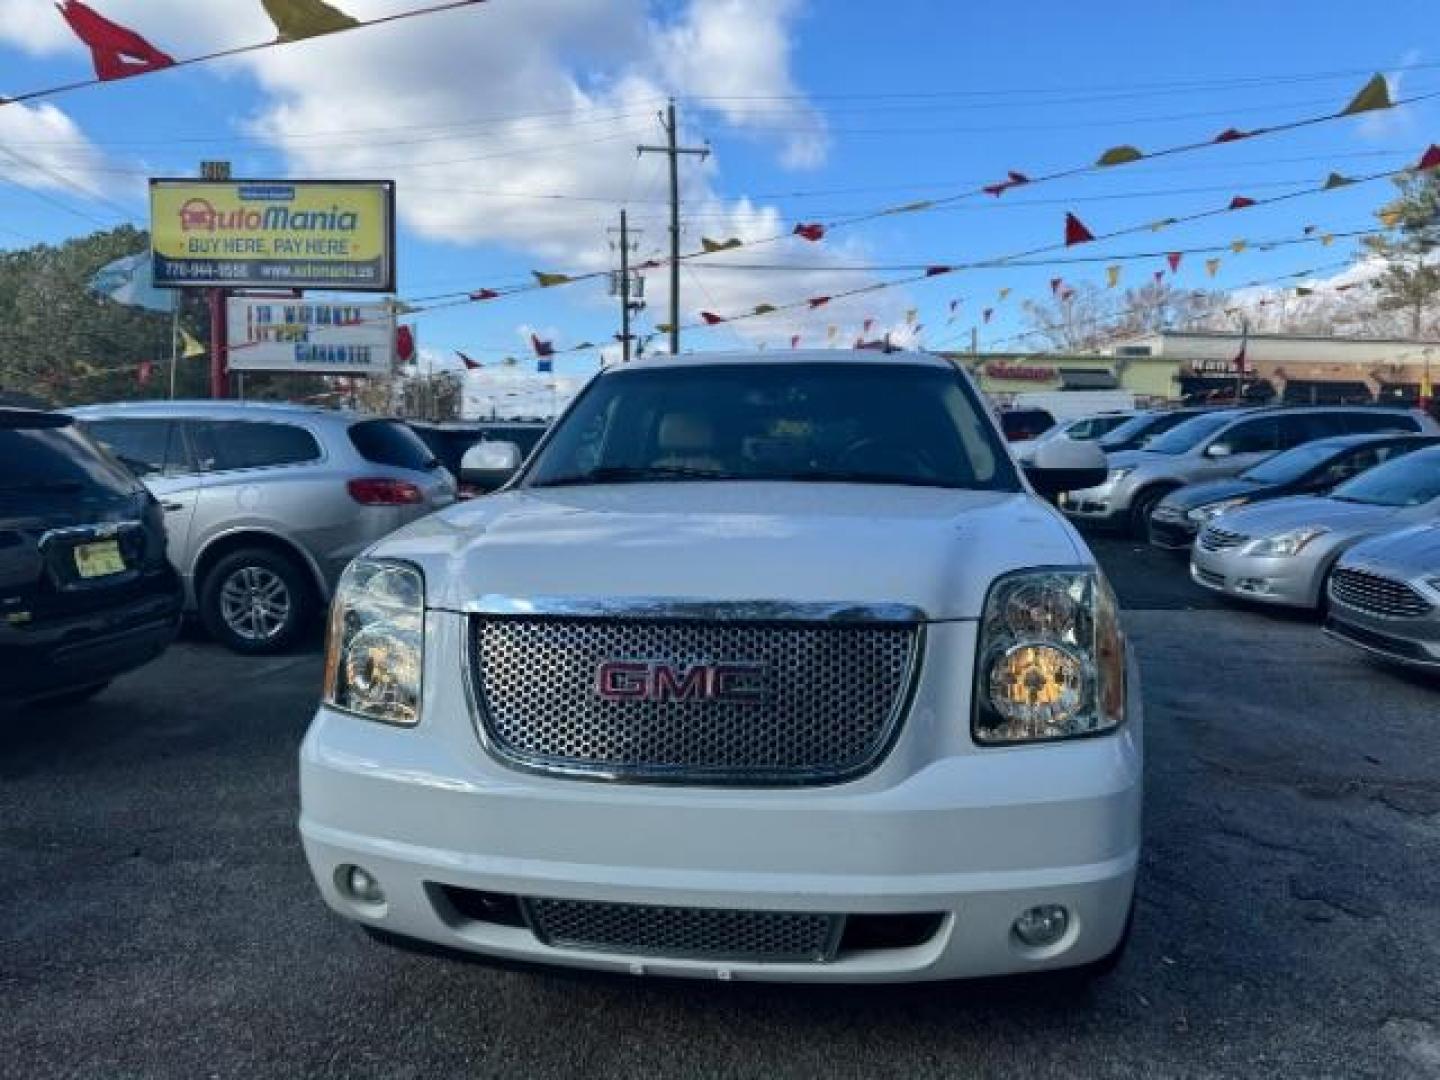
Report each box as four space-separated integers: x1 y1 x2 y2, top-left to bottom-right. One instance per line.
1205 258 1222 278
700 311 726 325
793 222 826 242
533 271 572 287
395 325 416 363
656 322 674 333
1096 145 1143 167
790 335 801 350
998 287 1011 302
470 288 499 301
1321 233 1335 246
905 308 918 325
1231 240 1248 254
1322 172 1355 190
1341 74 1392 116
530 334 554 358
573 342 595 350
1153 270 1164 284
925 265 951 277
1228 196 1256 210
1166 252 1183 273
701 237 742 253
58 0 176 81
863 318 875 334
982 308 993 324
261 0 359 43
1149 217 1177 232
1050 277 1064 296
1064 213 1095 246
457 351 481 371
1106 265 1122 288
886 200 935 215
1336 283 1355 292
1060 287 1076 301
752 304 777 315
178 327 205 359
1416 145 1440 171
1379 209 1402 227
1303 225 1317 235
948 299 960 313
982 170 1030 197
807 296 832 309
1213 127 1253 143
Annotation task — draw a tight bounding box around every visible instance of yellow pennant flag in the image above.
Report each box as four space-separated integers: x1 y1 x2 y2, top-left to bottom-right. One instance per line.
533 271 572 287
1321 233 1335 247
1096 145 1143 167
701 237 742 253
998 287 1011 302
178 327 205 359
1149 217 1177 233
1341 74 1392 115
261 0 359 42
1379 209 1402 227
1205 258 1222 278
1231 240 1247 254
1105 265 1121 288
753 303 777 315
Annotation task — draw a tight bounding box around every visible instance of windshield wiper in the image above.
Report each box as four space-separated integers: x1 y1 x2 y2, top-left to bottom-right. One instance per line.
768 470 968 489
530 465 743 488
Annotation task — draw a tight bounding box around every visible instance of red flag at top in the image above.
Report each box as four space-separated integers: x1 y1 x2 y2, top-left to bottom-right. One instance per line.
925 265 951 277
793 222 826 242
395 325 416 364
1213 128 1252 143
469 288 499 301
807 295 831 309
982 170 1030 197
58 1 176 81
457 351 481 371
1228 196 1257 210
1416 144 1440 171
700 311 725 325
1064 213 1095 246
136 360 154 385
1167 252 1183 273
530 333 554 358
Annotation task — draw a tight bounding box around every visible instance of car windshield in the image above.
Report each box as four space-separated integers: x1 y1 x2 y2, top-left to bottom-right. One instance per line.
1241 441 1342 484
524 362 1019 491
1144 412 1236 455
1330 447 1440 507
0 419 139 497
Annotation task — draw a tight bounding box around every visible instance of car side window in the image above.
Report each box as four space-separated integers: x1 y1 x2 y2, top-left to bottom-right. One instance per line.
189 420 322 472
82 418 188 477
1277 413 1343 448
1215 418 1277 455
1321 446 1382 485
1343 412 1417 434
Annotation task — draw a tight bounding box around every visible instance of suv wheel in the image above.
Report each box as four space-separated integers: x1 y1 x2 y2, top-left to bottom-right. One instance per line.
1129 487 1171 539
200 547 312 655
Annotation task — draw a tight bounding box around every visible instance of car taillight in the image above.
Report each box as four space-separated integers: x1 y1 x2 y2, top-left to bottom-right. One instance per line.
347 478 425 506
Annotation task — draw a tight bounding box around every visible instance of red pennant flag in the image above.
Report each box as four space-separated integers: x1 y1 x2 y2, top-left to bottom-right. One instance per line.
982 170 1030 197
457 351 481 371
863 318 875 334
793 222 826 242
1213 128 1253 143
790 335 801 350
1064 213 1094 246
58 0 176 81
1050 277 1064 296
700 311 725 325
1416 144 1440 171
1166 252 1183 273
530 333 554 358
982 308 993 324
1228 196 1256 210
1153 270 1165 284
469 288 499 301
395 325 416 364
807 295 831 309
136 359 154 385
925 265 951 277
1060 287 1076 301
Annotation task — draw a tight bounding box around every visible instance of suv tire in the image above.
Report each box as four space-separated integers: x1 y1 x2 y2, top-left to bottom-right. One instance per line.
200 547 313 655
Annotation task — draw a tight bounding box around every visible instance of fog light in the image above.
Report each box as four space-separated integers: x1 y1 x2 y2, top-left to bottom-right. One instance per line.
1012 904 1070 949
341 865 385 906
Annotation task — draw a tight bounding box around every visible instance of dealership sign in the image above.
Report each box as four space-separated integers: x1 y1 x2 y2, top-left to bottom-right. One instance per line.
984 362 1057 382
150 179 395 291
226 299 395 375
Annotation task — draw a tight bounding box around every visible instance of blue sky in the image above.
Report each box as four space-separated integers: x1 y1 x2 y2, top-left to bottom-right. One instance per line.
0 0 1436 376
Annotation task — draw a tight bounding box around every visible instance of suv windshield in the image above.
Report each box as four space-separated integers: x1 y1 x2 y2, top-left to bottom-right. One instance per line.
1241 440 1341 484
0 416 139 497
1330 447 1440 507
525 362 1018 491
1144 412 1236 455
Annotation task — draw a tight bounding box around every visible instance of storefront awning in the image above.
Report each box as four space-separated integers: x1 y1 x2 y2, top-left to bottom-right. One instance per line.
1058 367 1119 390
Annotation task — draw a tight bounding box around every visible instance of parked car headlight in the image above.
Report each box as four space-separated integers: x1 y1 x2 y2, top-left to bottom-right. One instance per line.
1106 468 1133 484
1241 526 1330 558
1187 497 1249 524
975 570 1126 745
323 559 424 726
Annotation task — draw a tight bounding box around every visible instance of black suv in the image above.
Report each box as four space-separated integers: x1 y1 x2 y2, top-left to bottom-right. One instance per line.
1 409 182 707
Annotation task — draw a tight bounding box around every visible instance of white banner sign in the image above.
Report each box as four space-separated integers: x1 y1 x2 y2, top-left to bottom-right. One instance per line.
226 298 395 374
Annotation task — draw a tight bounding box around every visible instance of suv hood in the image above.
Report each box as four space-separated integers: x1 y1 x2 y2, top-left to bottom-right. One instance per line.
371 482 1087 621
1341 522 1440 578
1218 494 1403 539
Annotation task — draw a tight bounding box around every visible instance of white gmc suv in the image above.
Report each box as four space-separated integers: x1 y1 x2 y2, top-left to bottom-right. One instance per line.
300 350 1142 983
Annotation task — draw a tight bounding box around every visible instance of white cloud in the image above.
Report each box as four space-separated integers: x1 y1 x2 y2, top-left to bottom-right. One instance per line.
0 101 111 203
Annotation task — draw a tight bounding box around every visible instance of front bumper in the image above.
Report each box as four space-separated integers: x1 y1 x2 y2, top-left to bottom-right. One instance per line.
1325 601 1440 671
299 617 1143 983
1189 543 1325 609
1147 510 1198 551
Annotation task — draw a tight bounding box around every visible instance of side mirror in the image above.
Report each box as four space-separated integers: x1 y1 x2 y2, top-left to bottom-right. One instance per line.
1023 438 1108 497
1205 442 1233 459
460 440 523 491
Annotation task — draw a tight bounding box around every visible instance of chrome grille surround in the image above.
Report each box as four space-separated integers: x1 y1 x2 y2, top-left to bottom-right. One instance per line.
1329 568 1433 619
524 897 843 962
466 598 924 786
1198 526 1248 553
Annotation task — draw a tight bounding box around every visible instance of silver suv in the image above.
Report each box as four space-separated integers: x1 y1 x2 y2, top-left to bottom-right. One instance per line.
69 402 455 653
1061 405 1438 535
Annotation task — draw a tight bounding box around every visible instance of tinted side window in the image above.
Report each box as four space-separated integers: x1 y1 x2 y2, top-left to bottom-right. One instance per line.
349 420 437 471
1342 411 1419 434
191 421 321 471
0 422 137 496
1217 418 1278 455
83 418 187 477
1277 413 1344 448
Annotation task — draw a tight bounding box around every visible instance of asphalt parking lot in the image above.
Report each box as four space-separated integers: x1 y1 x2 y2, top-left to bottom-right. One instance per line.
3 533 1439 1080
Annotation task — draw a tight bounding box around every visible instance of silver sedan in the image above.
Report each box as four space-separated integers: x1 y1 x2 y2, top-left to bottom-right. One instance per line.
1326 523 1440 671
1190 445 1440 610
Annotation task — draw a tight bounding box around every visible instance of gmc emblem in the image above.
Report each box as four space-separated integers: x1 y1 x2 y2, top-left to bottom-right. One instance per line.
595 660 767 704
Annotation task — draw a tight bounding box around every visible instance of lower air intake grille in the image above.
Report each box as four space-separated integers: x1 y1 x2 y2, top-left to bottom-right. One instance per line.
524 898 842 963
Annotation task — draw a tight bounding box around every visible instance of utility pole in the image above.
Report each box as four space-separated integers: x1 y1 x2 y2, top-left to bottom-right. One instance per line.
200 160 232 399
638 100 708 355
608 211 645 363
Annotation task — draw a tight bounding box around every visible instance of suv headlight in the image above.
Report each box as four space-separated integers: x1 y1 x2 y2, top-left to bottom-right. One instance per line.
1106 468 1133 484
323 559 424 725
1241 527 1329 558
974 569 1126 745
1187 497 1249 524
